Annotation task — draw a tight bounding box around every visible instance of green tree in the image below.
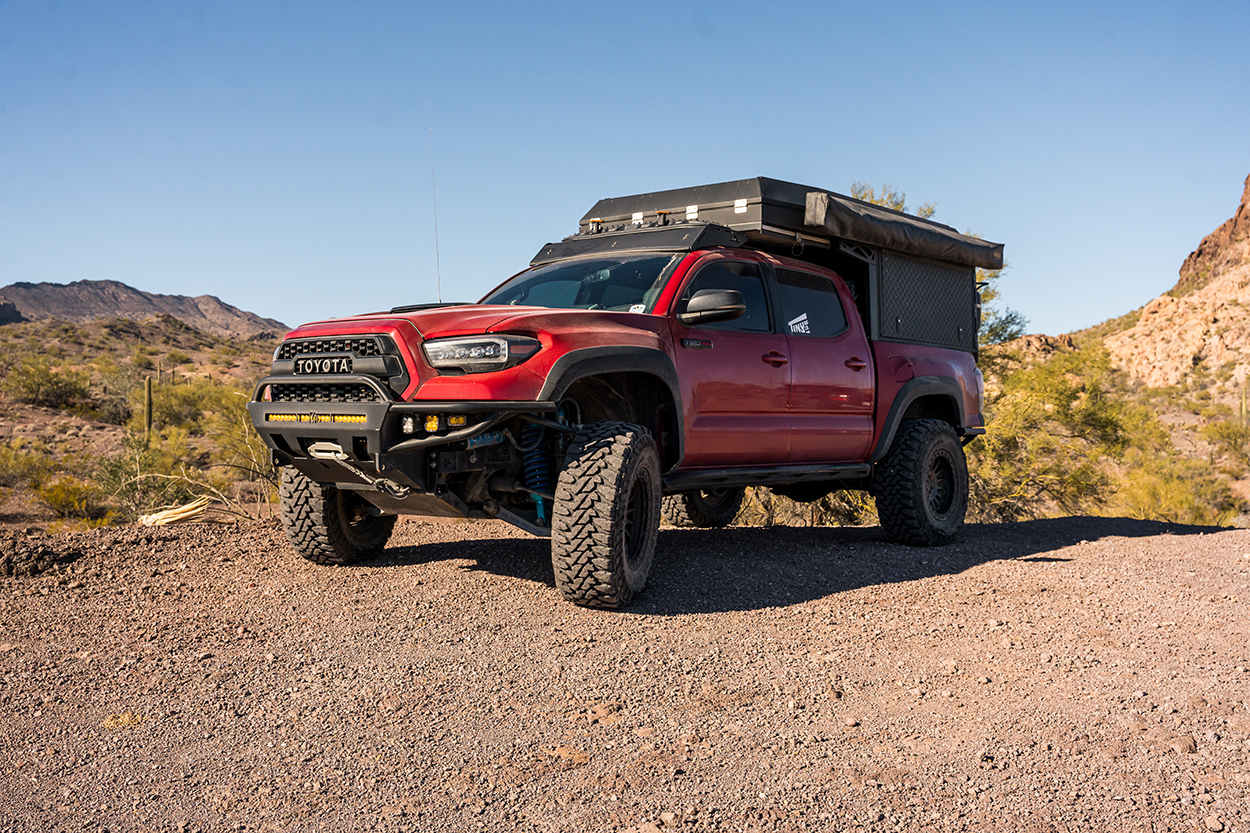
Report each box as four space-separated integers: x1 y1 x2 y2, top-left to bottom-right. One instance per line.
850 181 936 219
976 263 1028 346
968 344 1127 521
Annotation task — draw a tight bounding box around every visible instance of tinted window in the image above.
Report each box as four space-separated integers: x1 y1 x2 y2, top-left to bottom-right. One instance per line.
482 254 679 312
680 261 770 332
775 268 848 337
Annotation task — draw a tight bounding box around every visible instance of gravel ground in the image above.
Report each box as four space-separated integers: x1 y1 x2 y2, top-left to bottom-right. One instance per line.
2 515 1249 832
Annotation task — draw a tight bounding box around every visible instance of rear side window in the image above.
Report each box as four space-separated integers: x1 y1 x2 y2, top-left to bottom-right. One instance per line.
775 268 848 337
680 261 771 332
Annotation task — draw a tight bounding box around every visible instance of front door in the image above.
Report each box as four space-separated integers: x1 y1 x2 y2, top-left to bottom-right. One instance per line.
669 258 791 467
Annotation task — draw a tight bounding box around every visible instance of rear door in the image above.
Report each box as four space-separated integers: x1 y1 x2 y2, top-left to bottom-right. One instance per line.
669 257 791 467
773 265 875 463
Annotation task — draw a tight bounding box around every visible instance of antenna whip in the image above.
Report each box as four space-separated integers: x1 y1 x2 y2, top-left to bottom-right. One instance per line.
430 128 442 303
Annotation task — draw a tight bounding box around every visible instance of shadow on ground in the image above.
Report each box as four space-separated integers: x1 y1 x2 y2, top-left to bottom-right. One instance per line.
366 516 1231 615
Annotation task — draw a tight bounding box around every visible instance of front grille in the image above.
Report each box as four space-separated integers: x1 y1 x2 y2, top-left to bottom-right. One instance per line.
270 383 381 403
277 337 384 360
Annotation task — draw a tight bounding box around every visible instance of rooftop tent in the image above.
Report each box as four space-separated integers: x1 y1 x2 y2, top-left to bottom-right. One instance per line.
574 177 1003 271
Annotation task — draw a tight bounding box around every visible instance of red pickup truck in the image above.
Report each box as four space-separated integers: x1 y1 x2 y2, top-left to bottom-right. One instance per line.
249 178 1000 608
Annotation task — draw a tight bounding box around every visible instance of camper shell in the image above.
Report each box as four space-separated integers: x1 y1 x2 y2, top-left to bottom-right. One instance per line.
535 176 1002 354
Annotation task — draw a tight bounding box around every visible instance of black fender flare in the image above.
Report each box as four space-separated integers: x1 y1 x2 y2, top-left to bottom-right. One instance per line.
538 346 684 464
867 375 969 464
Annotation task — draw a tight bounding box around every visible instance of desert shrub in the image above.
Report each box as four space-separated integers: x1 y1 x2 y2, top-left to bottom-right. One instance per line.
127 375 239 435
166 350 193 365
737 487 878 528
94 429 207 520
48 516 116 533
35 475 103 519
3 356 90 409
1201 417 1250 474
0 442 59 487
968 344 1127 521
78 361 146 425
202 391 278 506
1109 451 1237 526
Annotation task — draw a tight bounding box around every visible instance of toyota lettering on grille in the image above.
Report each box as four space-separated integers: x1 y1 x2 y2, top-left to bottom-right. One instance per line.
295 356 353 374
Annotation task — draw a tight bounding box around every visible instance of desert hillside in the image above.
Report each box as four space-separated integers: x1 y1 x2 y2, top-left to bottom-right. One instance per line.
1104 175 1250 387
0 279 287 341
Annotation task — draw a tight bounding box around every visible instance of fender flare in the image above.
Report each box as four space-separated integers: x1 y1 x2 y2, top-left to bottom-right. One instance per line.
538 346 684 464
867 375 969 464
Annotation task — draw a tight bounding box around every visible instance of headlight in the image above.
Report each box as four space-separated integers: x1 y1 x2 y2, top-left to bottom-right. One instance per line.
421 335 541 374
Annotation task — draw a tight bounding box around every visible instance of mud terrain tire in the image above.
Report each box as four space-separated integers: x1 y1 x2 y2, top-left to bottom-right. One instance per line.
662 487 745 528
279 468 397 565
551 422 661 609
875 418 968 546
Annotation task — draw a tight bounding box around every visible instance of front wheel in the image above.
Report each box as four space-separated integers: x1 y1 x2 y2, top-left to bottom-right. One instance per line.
279 468 397 565
551 422 662 609
874 419 968 546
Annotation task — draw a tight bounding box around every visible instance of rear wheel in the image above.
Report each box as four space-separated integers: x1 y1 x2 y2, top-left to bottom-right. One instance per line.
279 468 396 565
551 422 661 609
874 419 968 546
662 487 745 528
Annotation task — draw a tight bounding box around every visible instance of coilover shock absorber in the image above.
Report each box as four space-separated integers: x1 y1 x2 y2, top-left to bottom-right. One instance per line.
520 423 552 525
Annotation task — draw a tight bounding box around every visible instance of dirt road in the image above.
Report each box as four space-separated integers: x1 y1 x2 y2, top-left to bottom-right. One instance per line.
2 516 1248 832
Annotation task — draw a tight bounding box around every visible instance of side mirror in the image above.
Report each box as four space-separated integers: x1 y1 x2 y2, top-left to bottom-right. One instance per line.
678 289 747 327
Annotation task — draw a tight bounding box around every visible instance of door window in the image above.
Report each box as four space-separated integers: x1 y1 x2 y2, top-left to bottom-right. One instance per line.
775 268 848 337
679 261 771 332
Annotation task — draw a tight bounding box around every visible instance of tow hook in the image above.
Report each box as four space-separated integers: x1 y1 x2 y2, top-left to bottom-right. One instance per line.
308 441 411 498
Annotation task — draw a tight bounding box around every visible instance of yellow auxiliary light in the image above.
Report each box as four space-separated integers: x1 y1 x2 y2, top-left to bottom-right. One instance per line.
266 413 366 424
447 415 467 428
425 414 441 433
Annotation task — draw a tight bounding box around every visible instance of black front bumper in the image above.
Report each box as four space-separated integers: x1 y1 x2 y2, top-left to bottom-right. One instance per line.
248 373 555 500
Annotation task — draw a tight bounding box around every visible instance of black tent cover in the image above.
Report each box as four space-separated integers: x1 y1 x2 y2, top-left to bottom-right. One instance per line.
578 177 1003 271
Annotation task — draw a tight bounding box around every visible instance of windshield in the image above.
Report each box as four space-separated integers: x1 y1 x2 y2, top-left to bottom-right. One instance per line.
480 254 681 313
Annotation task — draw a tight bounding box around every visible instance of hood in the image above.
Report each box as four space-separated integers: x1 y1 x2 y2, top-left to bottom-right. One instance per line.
288 305 527 339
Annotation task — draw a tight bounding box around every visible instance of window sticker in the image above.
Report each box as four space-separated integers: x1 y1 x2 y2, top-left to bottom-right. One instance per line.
629 304 646 313
788 313 810 334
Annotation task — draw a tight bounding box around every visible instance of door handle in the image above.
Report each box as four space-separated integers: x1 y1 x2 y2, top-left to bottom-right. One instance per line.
761 352 789 366
844 357 867 371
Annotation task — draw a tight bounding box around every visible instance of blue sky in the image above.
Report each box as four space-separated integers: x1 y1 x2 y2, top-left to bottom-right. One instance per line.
2 1 1247 336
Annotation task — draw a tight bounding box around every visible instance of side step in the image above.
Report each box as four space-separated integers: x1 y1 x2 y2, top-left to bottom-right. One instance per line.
663 463 871 494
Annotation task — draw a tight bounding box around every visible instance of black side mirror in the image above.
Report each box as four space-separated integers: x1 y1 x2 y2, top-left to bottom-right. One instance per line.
678 289 747 327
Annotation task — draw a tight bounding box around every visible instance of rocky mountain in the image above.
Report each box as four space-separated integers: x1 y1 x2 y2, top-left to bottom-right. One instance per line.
1105 174 1250 387
0 279 287 340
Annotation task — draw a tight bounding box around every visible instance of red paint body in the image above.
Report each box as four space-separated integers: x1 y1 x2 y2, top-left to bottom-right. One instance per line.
276 247 983 472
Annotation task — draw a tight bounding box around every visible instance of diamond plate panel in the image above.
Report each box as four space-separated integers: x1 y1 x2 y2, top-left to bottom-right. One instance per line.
878 253 977 350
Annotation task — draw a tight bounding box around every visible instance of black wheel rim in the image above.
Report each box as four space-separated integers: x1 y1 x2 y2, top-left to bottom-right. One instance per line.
924 450 956 518
337 491 377 544
623 471 653 571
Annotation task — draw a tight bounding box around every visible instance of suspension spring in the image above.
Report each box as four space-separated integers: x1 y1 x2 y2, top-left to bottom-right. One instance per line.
520 423 552 525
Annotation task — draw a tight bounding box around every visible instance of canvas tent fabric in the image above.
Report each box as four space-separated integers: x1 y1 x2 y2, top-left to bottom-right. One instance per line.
803 191 1003 270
